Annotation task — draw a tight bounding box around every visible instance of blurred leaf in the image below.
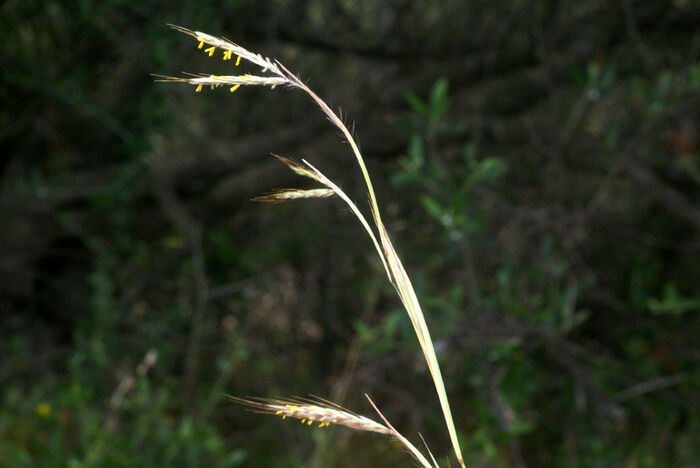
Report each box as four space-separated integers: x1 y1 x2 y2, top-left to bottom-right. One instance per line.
420 195 444 222
470 157 505 184
648 284 700 315
383 310 403 338
404 91 429 115
428 78 451 120
408 134 425 168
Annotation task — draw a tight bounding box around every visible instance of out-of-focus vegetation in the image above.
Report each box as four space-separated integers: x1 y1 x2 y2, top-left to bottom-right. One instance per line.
1 1 699 466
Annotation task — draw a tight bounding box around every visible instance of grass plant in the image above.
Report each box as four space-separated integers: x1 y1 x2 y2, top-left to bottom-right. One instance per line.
159 25 465 467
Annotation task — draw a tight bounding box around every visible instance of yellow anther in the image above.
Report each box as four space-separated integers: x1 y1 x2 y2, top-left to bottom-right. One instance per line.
230 84 241 93
275 410 282 415
282 415 287 420
307 420 313 425
198 40 204 49
223 50 233 60
286 404 298 412
235 55 241 66
301 419 306 423
205 46 216 56
195 84 203 92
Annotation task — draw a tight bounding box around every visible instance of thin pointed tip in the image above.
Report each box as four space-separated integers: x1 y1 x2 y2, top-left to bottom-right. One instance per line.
167 24 197 37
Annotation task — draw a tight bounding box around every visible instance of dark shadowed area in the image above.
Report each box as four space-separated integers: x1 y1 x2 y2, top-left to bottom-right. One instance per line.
1 1 699 466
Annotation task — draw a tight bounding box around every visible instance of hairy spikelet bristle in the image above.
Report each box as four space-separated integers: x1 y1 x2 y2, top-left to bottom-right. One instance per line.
251 188 335 202
230 396 392 435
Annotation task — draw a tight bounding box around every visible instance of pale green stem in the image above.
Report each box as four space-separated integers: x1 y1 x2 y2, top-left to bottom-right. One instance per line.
280 64 466 467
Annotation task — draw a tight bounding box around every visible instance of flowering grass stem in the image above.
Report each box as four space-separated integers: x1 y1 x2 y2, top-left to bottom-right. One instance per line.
160 25 466 467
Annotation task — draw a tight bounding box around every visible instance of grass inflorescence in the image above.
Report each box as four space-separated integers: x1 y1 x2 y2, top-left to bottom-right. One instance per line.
159 24 465 468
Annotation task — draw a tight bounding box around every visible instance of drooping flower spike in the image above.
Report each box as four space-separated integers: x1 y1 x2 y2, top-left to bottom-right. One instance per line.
153 73 288 92
230 395 436 468
251 188 335 202
154 25 296 94
229 396 391 434
167 24 284 76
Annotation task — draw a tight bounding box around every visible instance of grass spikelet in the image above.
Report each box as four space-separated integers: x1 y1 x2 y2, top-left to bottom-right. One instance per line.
231 396 436 468
152 73 288 90
251 188 335 202
230 396 391 435
270 153 327 184
167 24 285 77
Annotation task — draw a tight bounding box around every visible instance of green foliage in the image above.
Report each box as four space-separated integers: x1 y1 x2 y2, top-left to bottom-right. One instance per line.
394 81 505 244
376 73 698 465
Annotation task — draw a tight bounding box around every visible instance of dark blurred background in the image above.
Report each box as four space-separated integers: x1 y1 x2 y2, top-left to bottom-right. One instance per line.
1 1 699 466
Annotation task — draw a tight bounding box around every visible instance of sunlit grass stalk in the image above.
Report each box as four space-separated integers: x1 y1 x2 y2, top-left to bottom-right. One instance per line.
160 25 465 467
